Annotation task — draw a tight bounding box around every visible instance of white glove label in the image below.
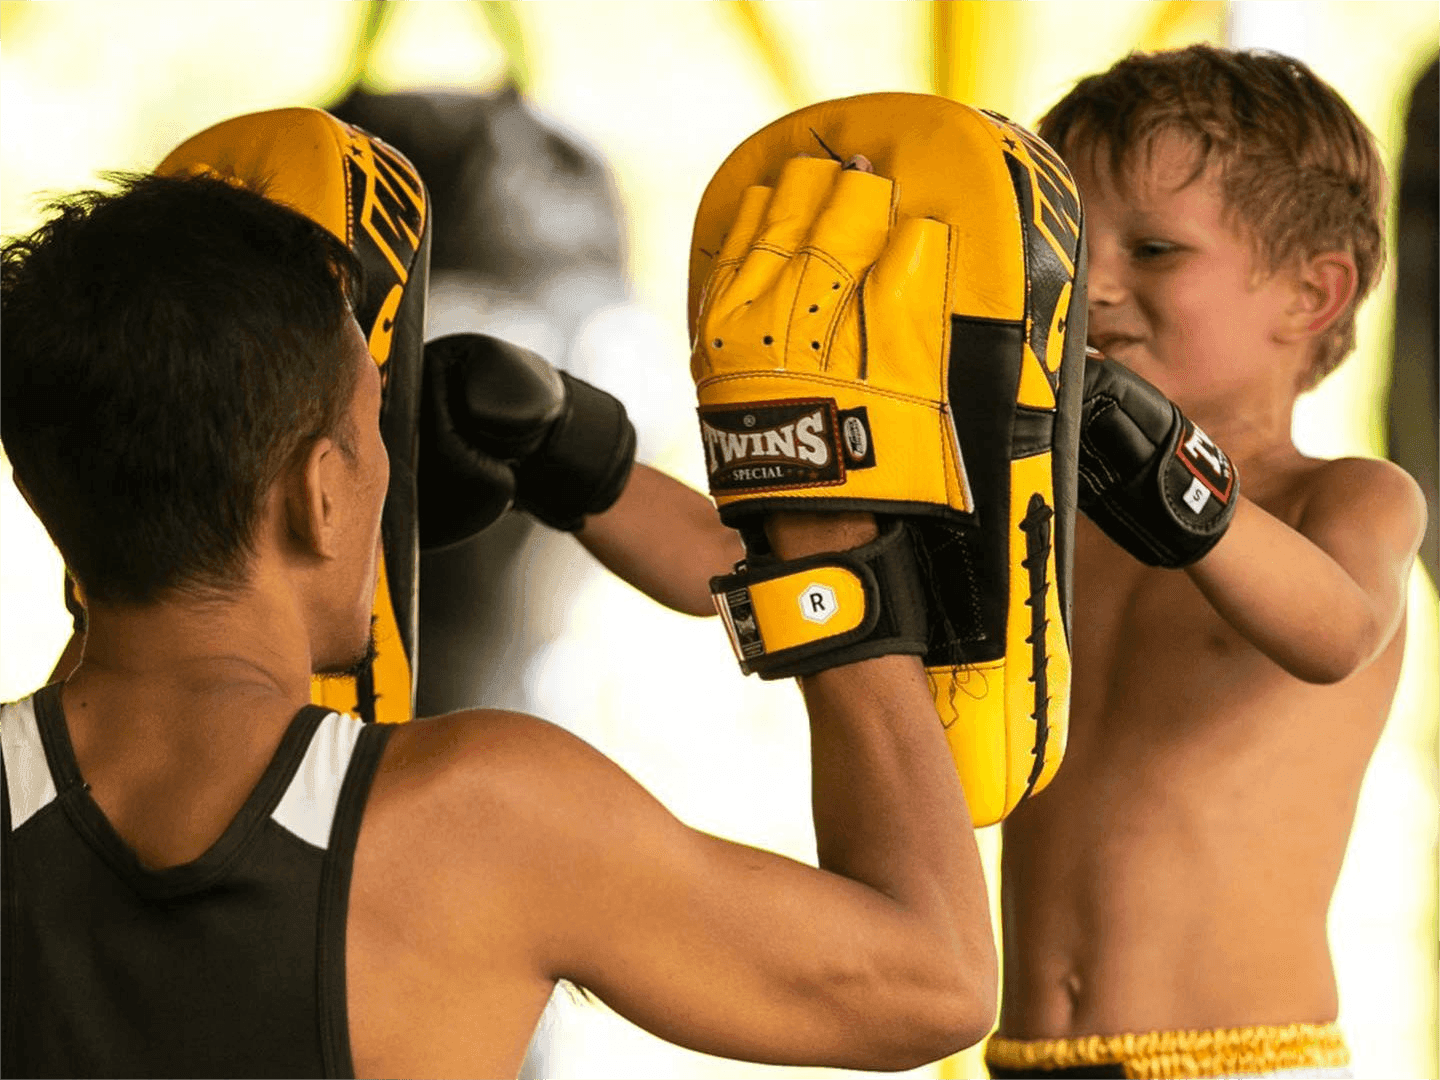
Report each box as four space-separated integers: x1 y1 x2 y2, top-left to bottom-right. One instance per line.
1183 477 1211 514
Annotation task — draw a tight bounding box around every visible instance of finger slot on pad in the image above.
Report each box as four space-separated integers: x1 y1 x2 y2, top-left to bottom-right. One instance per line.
716 184 775 266
803 168 895 272
864 215 951 395
753 157 841 254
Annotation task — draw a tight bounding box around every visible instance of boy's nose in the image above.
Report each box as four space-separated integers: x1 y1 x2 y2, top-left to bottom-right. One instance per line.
1085 242 1128 308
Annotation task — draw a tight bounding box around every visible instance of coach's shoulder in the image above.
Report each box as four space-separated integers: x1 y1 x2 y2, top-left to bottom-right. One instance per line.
350 709 627 971
370 709 612 854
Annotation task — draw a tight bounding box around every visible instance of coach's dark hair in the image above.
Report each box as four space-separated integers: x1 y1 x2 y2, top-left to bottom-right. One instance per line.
1 173 364 605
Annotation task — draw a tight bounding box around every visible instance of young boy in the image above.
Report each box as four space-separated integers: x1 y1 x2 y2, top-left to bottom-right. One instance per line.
983 45 1427 1079
570 46 1422 1078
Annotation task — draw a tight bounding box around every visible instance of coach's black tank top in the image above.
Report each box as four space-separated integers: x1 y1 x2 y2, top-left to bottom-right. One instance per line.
1 682 393 1079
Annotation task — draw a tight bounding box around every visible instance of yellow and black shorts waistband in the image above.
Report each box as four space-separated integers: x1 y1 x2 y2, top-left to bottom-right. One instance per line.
985 1021 1349 1078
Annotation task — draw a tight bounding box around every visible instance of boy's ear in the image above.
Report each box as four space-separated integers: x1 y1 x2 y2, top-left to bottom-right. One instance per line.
1277 251 1358 343
285 436 343 560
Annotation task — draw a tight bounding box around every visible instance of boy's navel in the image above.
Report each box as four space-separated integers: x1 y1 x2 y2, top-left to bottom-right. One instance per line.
1203 632 1233 657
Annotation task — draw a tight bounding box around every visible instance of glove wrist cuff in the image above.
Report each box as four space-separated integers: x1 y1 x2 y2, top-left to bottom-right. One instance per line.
1080 406 1239 568
517 371 637 531
710 520 926 679
1151 415 1239 564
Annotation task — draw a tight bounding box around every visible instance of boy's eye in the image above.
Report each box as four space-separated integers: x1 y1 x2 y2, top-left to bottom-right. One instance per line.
1133 240 1178 259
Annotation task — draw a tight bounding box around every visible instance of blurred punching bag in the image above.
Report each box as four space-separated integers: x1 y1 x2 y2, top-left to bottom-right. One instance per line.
329 1 629 715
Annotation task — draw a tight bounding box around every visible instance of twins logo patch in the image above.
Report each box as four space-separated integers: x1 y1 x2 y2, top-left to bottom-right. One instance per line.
1174 418 1234 508
700 400 875 493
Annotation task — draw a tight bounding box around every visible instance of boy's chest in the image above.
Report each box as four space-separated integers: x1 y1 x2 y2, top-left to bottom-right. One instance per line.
1067 520 1267 723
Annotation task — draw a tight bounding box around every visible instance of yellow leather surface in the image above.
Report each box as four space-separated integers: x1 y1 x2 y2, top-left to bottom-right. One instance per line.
690 93 1083 825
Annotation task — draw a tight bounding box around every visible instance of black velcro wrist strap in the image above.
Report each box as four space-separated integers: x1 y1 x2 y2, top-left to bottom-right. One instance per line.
517 372 637 531
1084 413 1238 568
710 520 927 680
1152 415 1238 563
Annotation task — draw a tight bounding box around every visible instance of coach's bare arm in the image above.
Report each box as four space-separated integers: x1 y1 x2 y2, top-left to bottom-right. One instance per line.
347 510 996 1078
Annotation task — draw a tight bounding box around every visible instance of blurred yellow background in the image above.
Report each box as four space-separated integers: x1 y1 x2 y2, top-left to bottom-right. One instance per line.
1 3 1434 1078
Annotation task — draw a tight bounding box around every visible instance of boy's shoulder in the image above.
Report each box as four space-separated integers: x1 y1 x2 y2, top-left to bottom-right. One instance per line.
1286 453 1427 551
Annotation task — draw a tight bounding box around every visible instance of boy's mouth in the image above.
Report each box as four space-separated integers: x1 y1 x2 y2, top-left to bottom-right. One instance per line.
1087 333 1144 358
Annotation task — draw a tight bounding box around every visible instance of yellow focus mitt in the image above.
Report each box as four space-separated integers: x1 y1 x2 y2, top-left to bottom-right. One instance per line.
690 93 1086 825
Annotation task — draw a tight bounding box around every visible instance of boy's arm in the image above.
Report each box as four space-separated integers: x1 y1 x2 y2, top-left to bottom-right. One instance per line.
575 463 742 616
1080 352 1427 682
418 333 738 615
1187 457 1426 683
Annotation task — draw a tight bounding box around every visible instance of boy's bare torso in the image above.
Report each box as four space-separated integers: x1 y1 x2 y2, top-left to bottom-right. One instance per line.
999 449 1404 1038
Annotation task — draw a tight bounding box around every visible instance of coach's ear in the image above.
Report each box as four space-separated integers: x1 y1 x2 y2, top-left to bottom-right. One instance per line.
1278 250 1358 342
286 435 346 561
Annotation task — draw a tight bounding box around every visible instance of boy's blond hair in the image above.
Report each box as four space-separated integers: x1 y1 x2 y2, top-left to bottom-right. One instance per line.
1039 44 1386 388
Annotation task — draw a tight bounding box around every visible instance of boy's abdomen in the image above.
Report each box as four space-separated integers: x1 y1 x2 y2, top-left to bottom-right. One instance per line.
995 525 1397 1039
998 755 1343 1037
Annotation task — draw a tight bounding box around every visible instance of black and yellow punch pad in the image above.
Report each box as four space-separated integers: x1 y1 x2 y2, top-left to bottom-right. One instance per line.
689 94 1087 825
158 108 432 724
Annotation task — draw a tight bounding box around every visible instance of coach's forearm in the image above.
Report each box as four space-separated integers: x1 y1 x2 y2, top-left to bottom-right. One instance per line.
768 513 997 1045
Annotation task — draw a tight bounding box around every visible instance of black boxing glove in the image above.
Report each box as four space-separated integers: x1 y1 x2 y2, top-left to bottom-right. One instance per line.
1078 349 1238 567
419 333 636 540
418 341 516 551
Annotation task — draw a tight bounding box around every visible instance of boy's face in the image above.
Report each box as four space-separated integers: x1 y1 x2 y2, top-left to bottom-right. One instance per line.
1073 132 1302 412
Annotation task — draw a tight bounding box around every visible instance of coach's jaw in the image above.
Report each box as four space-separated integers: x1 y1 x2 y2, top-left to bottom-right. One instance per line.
284 318 391 678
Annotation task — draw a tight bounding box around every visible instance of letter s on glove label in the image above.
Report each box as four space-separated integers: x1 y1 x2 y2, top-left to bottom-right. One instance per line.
700 399 847 493
1182 477 1211 514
